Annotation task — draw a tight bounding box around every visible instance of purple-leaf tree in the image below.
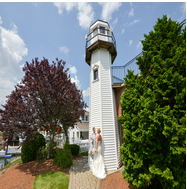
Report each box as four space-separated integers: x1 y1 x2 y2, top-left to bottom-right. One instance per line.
0 58 87 158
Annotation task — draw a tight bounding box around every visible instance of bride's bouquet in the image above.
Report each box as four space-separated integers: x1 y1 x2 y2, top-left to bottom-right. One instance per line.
92 147 96 154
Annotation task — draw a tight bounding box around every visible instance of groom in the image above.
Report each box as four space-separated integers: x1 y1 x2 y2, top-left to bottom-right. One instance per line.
89 127 97 159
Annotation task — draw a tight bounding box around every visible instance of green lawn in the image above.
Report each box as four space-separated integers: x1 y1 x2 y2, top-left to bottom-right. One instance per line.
33 171 69 189
4 158 22 169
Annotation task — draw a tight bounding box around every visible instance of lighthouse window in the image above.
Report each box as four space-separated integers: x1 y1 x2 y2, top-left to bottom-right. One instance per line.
94 69 98 80
100 26 105 34
93 27 98 36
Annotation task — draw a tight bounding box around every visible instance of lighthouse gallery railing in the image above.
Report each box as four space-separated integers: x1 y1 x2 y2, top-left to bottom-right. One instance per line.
85 27 116 50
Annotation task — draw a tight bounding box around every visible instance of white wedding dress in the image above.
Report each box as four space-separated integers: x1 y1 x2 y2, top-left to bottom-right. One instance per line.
92 141 106 179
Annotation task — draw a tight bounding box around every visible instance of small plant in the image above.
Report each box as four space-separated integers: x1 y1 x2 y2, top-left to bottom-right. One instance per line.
53 148 72 168
2 131 6 136
36 146 48 162
69 144 80 155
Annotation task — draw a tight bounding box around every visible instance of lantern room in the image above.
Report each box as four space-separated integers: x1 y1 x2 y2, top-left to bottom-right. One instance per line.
85 20 117 65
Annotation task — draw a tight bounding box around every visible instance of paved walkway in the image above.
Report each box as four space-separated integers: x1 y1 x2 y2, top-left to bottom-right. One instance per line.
68 156 100 189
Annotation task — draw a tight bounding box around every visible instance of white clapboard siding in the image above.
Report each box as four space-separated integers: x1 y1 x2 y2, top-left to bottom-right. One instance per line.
113 89 123 168
99 48 118 171
88 47 121 171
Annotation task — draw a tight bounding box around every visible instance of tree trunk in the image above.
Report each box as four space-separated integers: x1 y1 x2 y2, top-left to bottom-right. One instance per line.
63 125 69 144
48 130 55 159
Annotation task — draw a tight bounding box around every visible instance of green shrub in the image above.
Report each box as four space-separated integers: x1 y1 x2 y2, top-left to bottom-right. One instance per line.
80 151 88 156
53 149 72 168
21 132 46 163
69 144 80 155
36 146 48 162
118 16 186 189
63 142 69 150
2 131 6 136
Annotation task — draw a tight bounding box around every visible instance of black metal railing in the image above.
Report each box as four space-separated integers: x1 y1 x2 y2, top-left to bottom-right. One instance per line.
112 19 186 84
85 26 116 50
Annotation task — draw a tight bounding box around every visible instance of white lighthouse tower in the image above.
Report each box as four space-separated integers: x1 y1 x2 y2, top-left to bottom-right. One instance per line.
85 20 121 171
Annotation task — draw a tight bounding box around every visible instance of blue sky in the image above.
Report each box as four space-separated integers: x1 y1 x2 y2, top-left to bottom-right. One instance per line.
0 2 186 109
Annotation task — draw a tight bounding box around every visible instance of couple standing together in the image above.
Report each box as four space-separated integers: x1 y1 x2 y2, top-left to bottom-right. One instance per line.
90 127 106 179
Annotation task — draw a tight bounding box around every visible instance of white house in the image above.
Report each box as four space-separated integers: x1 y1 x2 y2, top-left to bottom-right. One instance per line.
85 20 124 171
68 111 89 144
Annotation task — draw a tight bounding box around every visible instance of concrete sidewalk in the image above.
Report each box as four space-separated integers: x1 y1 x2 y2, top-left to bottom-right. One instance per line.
68 156 100 189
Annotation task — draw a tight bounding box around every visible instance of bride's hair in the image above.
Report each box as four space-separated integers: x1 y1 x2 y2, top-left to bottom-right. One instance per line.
97 128 101 133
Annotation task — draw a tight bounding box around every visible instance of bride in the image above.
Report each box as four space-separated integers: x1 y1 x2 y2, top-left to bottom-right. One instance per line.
92 128 106 179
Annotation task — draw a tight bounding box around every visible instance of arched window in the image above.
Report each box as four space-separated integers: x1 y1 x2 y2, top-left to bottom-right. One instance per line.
93 65 99 81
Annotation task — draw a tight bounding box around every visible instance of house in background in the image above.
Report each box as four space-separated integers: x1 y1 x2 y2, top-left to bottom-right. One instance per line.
68 111 89 144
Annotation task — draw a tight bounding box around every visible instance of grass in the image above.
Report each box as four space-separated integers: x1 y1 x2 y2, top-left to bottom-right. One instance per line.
80 151 88 156
4 158 22 169
33 171 69 189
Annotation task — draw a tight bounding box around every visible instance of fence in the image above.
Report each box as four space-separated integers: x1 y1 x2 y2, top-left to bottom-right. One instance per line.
112 19 186 84
73 139 90 153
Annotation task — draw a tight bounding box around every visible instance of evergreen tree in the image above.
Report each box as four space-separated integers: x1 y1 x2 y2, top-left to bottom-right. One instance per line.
118 15 186 189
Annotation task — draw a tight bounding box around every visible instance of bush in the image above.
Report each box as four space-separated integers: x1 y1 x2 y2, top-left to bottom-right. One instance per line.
53 149 72 168
80 151 88 156
21 132 46 163
63 142 69 150
118 16 186 189
36 146 48 162
69 144 80 155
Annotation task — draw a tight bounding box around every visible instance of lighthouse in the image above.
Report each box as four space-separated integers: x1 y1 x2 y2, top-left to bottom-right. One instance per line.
85 20 122 171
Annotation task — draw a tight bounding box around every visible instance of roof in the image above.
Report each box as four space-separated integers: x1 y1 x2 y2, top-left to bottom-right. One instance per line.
75 122 89 130
90 19 110 28
84 111 89 114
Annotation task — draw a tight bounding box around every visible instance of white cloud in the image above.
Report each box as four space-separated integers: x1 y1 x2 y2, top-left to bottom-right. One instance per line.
136 41 141 49
179 2 186 21
53 2 94 30
180 2 186 13
128 8 134 17
130 2 133 6
129 40 133 46
0 16 2 25
98 2 122 22
68 65 81 89
53 2 76 14
69 66 77 75
83 87 90 97
77 2 95 30
113 18 118 25
0 23 28 106
71 75 81 89
130 19 139 25
59 46 69 55
122 28 125 34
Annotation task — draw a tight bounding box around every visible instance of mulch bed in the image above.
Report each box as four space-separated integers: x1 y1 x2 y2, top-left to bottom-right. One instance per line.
0 154 83 189
0 154 136 189
100 171 135 189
